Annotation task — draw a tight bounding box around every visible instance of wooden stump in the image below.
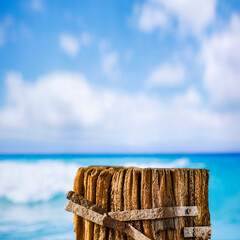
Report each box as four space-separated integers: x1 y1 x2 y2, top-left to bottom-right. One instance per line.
72 166 210 240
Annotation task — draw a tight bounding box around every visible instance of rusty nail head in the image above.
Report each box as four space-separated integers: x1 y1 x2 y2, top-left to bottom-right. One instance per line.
186 208 191 214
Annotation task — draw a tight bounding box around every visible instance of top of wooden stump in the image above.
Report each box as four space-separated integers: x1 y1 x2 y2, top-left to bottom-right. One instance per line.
84 165 210 171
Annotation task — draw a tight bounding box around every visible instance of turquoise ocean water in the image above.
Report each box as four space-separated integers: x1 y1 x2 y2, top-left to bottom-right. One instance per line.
0 154 239 239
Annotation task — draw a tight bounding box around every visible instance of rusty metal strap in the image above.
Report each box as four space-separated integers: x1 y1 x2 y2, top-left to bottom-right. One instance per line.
66 190 197 221
65 191 210 239
64 201 151 240
108 206 198 221
184 227 212 239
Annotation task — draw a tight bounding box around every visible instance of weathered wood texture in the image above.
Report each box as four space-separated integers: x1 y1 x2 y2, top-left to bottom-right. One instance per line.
72 167 210 240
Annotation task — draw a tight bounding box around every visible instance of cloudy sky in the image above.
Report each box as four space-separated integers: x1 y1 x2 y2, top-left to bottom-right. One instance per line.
0 0 240 153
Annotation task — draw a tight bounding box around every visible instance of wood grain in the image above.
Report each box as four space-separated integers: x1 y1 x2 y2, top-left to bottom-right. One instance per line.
72 167 210 240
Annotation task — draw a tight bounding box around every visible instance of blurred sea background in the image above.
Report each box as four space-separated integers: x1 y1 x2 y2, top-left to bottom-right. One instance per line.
1 153 240 240
1 0 240 239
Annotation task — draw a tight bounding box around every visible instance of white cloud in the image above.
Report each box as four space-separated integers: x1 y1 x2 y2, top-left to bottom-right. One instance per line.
31 0 44 12
99 40 120 79
135 2 168 33
1 71 104 129
59 32 92 57
101 51 119 79
201 14 240 107
146 62 185 87
134 0 216 35
173 87 202 106
59 34 79 57
0 71 240 151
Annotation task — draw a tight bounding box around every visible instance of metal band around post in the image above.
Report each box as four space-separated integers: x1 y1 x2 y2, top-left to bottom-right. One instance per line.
65 191 209 240
184 227 212 239
108 206 198 221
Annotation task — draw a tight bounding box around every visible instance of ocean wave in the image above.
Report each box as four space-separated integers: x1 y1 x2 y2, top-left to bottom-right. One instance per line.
124 157 190 168
0 161 79 204
0 158 195 204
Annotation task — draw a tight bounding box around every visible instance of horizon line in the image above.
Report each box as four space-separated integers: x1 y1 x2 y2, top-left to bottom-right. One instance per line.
0 152 240 156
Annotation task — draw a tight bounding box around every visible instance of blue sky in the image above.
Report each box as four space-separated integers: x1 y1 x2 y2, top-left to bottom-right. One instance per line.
0 0 240 153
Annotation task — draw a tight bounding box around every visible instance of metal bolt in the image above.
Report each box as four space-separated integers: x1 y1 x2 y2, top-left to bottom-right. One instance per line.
186 208 191 214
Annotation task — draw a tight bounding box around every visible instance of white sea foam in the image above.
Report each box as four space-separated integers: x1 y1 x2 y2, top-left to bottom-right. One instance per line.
0 158 199 204
0 160 79 203
124 157 190 168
